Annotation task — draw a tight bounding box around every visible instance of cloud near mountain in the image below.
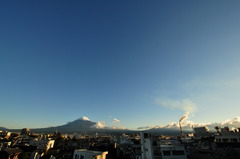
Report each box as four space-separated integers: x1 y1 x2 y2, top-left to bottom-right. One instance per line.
88 116 240 132
91 121 106 129
138 117 240 131
74 116 127 130
112 118 120 124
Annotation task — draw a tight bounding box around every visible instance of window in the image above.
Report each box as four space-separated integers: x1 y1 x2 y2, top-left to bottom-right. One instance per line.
152 141 157 146
231 138 238 142
75 154 78 159
172 150 185 155
153 150 161 156
163 151 171 156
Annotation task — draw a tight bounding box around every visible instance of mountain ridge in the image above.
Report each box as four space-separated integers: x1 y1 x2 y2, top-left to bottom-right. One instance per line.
2 116 240 134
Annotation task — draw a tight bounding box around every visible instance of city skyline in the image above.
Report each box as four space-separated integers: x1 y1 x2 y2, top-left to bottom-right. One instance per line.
1 1 240 130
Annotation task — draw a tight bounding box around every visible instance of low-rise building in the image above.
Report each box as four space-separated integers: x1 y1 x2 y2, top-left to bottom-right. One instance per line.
73 149 108 159
140 132 187 159
194 127 211 138
29 139 55 152
0 131 11 139
215 127 240 146
21 128 30 136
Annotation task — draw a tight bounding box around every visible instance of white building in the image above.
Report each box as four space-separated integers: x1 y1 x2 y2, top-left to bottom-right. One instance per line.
140 132 187 159
73 149 108 159
215 128 240 143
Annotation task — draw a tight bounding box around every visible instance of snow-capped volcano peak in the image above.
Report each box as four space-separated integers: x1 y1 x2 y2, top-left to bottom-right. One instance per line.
79 116 91 121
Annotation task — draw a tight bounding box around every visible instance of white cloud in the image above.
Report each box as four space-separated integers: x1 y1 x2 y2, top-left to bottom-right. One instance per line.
91 121 106 129
110 125 127 130
181 76 240 122
155 98 197 113
155 98 198 125
138 117 240 131
137 126 154 130
220 117 240 127
112 118 120 124
85 116 126 130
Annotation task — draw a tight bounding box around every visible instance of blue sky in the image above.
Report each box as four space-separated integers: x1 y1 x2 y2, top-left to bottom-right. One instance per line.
1 1 240 129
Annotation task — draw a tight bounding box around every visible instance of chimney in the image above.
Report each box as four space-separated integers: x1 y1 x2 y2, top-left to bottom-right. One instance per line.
179 122 183 137
225 127 229 131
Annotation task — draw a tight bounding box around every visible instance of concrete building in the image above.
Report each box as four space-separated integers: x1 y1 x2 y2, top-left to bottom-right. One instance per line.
140 132 187 159
194 127 211 138
73 149 108 159
215 127 240 143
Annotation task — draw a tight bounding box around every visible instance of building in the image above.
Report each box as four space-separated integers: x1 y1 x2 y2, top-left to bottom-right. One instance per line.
194 127 211 138
140 132 187 159
73 149 108 159
0 148 22 159
29 139 55 152
21 128 30 136
215 127 240 144
0 131 11 139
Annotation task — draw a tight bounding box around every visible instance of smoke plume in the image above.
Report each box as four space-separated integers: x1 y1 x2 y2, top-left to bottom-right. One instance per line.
179 112 189 122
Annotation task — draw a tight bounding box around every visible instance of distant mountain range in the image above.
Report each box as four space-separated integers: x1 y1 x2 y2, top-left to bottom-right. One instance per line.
30 117 98 133
2 117 130 134
1 116 240 135
0 127 8 131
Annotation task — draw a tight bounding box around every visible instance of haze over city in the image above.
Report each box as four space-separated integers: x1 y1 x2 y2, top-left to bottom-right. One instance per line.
1 1 240 130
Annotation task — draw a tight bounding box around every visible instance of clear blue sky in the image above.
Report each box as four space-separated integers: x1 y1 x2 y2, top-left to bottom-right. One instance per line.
1 1 240 129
